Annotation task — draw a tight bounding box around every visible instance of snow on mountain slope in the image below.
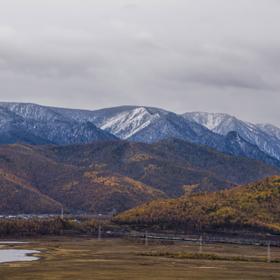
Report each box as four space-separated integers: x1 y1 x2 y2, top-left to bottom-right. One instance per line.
257 123 280 141
222 131 280 168
183 112 280 161
101 107 162 139
61 105 223 145
0 102 116 144
0 102 279 168
126 109 222 145
183 112 230 131
0 102 68 122
0 106 23 129
94 106 166 139
183 112 257 135
0 106 49 144
53 105 171 140
35 104 280 166
59 104 279 167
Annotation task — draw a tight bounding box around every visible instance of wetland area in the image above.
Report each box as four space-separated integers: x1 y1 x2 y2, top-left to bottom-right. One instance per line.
0 237 279 280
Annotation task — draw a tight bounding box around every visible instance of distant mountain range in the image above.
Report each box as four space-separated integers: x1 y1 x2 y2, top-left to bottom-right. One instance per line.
0 140 278 214
0 103 116 145
0 102 280 168
184 112 280 161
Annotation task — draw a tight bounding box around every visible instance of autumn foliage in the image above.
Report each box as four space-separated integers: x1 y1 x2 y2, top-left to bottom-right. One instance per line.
115 176 280 234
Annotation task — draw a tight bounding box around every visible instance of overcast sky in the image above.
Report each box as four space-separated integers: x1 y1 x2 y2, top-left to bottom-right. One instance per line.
0 0 279 125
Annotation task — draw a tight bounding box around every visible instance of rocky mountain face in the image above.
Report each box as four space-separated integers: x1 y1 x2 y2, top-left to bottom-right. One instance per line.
1 102 280 168
257 123 280 142
0 102 117 144
184 112 280 161
50 105 280 166
221 131 280 168
53 105 213 143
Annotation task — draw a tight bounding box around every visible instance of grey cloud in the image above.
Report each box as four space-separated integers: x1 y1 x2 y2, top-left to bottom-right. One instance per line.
0 0 279 126
158 49 271 90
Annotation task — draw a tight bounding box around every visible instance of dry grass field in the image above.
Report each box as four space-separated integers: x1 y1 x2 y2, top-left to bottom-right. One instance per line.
0 237 280 280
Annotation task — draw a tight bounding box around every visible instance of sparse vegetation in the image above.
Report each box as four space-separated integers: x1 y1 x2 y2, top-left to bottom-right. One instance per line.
0 238 280 280
139 251 280 263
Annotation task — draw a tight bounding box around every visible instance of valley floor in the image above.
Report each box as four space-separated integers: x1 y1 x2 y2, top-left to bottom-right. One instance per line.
0 237 280 279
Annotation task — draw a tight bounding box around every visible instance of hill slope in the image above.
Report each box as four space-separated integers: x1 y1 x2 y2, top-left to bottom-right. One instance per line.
0 144 164 214
47 139 279 196
116 176 280 234
0 139 278 214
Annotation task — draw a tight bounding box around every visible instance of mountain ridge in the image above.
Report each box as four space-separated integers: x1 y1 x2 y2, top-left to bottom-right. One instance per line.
115 176 280 234
0 102 117 144
184 111 280 161
51 104 280 167
0 139 278 214
0 102 280 168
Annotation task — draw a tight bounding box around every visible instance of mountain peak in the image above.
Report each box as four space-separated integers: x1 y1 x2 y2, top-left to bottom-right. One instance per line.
0 102 117 145
79 105 170 140
0 102 280 168
183 111 242 131
184 111 280 161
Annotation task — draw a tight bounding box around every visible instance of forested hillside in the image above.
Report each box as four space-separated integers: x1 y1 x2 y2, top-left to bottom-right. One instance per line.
0 140 278 214
116 176 280 234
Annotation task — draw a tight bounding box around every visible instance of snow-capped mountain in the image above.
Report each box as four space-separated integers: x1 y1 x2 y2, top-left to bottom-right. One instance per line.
183 112 280 161
257 123 280 142
0 102 280 168
183 112 257 135
0 102 116 144
53 105 280 167
0 106 48 144
47 105 280 167
88 106 167 139
222 131 280 168
58 105 224 146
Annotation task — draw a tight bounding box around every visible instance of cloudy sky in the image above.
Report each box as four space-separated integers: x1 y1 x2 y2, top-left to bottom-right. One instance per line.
0 0 279 125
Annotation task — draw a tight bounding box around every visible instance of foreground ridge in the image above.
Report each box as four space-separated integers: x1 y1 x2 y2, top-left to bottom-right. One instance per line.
116 176 280 234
